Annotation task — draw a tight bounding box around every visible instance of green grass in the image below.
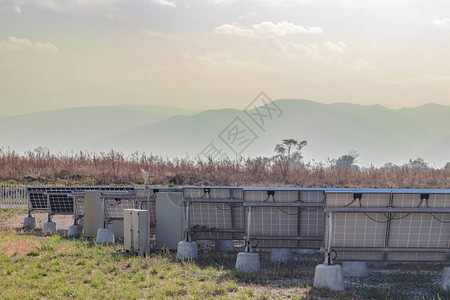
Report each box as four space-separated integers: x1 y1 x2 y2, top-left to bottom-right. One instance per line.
0 231 312 299
1 227 450 299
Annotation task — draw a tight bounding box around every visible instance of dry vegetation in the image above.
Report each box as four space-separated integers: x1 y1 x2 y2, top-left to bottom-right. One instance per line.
0 148 448 188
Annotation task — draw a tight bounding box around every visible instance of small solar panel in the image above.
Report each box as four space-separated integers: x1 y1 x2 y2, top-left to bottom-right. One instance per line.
49 194 73 214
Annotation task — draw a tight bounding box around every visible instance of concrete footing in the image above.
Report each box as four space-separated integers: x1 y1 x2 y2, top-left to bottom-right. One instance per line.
441 267 450 290
23 217 36 229
215 240 235 252
176 241 198 260
42 221 56 234
313 264 345 291
235 252 261 273
270 248 294 263
96 228 115 244
342 261 369 277
79 217 84 227
68 224 83 238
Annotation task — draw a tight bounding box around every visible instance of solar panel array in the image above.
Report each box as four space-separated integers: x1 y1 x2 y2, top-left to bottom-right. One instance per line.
243 188 325 248
27 186 135 219
28 187 74 211
26 186 450 262
325 190 450 262
183 187 244 240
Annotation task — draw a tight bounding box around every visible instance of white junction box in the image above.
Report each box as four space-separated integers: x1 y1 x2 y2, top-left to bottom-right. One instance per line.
124 209 149 254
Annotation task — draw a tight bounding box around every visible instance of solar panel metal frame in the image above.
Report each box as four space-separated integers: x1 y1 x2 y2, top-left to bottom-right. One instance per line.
324 189 450 262
182 186 245 241
100 191 136 228
242 187 326 249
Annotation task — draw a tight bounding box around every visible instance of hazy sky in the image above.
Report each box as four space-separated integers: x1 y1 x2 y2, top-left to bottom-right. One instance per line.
1 0 450 115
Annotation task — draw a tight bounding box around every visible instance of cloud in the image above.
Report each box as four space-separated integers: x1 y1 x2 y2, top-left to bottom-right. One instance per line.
8 0 122 19
212 0 314 6
433 18 450 28
151 0 176 7
351 59 374 70
253 21 323 36
182 49 267 71
214 24 256 37
142 29 171 39
323 41 347 53
214 21 323 38
0 36 60 54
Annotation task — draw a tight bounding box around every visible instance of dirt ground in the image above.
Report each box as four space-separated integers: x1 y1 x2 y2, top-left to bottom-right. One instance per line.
1 211 74 231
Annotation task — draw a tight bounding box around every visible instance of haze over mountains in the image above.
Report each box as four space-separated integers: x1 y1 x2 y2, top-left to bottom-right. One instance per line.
0 100 448 167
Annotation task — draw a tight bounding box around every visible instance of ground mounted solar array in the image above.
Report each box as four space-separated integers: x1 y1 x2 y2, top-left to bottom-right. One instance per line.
26 186 450 262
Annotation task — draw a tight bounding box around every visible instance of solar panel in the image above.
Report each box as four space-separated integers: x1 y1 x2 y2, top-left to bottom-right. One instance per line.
243 188 325 249
183 187 244 240
48 193 74 214
28 187 73 211
324 190 450 262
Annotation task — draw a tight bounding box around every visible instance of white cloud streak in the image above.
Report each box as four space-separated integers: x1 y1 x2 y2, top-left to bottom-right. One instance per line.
433 18 450 28
0 36 60 54
214 21 323 37
141 29 171 39
152 0 176 8
323 41 347 53
212 0 314 6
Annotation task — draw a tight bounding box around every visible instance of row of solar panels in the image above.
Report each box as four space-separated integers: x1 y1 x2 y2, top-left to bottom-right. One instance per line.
27 186 450 262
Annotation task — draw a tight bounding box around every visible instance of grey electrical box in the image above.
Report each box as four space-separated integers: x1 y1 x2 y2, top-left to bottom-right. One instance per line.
123 209 149 254
155 192 184 250
83 191 102 237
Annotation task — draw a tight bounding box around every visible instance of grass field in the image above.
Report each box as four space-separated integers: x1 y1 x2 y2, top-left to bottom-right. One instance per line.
1 209 450 299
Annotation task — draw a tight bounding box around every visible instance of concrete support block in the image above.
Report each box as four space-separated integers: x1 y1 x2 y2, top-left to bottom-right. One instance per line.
215 240 235 252
42 221 56 234
270 248 294 263
68 224 83 238
441 267 450 290
235 252 261 273
96 228 115 244
23 216 36 229
342 261 369 277
313 264 345 291
176 241 198 260
79 217 84 227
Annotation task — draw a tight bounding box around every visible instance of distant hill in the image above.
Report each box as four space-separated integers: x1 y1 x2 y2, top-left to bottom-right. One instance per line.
0 105 199 153
0 100 448 167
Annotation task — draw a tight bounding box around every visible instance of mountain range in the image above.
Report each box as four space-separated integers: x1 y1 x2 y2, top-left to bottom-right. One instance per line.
0 100 448 167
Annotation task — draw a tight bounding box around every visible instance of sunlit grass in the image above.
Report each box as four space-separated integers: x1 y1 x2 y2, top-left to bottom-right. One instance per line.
1 227 449 299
